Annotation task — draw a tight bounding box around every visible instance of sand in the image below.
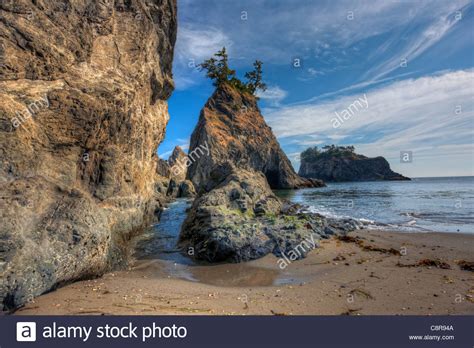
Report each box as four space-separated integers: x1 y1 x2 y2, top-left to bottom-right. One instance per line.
15 230 474 315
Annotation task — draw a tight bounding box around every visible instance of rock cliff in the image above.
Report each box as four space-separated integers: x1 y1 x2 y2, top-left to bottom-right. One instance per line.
186 84 323 190
299 146 410 182
0 0 177 310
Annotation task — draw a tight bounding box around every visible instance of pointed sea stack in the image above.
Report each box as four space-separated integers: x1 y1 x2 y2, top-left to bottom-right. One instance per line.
186 84 324 190
179 84 341 264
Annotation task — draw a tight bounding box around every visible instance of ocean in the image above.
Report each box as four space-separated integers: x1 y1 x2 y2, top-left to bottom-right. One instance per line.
276 176 474 234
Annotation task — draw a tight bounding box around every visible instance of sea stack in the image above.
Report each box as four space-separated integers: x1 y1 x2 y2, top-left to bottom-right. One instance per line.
179 83 357 263
0 0 177 310
299 146 410 182
186 83 324 190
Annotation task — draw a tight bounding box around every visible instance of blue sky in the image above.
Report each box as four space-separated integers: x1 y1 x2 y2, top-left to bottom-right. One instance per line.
160 0 474 177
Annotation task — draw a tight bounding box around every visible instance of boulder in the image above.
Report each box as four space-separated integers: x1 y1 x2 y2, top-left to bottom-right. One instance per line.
177 180 196 198
179 163 351 263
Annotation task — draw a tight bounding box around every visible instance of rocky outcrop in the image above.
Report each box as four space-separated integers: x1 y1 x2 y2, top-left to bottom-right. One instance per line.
156 158 171 178
177 180 196 198
299 148 410 182
0 0 177 310
186 84 323 190
166 146 195 197
180 163 358 263
155 146 195 198
168 146 187 182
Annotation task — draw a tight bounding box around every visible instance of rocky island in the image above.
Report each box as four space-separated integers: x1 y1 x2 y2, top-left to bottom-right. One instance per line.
299 145 410 182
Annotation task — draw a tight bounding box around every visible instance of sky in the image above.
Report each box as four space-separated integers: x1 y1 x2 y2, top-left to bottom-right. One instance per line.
159 0 474 178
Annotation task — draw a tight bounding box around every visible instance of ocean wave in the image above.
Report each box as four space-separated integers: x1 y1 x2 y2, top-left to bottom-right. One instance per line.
401 211 474 224
302 205 377 227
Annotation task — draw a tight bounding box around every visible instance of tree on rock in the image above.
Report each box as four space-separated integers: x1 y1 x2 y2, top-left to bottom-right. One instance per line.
199 47 236 87
199 47 267 95
245 60 266 94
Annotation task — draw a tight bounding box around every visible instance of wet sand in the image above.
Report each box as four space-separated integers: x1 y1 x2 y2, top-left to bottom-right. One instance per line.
16 230 474 315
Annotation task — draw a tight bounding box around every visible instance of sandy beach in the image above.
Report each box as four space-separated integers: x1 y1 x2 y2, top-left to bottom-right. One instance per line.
14 229 474 316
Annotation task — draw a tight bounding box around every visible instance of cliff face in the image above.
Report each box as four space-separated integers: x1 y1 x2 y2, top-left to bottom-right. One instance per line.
186 84 323 190
299 152 410 182
0 0 177 310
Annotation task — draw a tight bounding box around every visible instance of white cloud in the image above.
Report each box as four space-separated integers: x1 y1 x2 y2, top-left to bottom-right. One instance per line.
173 0 471 90
363 3 468 80
158 149 173 159
266 69 474 177
256 86 288 106
178 0 470 64
175 26 232 62
173 25 233 90
307 68 322 76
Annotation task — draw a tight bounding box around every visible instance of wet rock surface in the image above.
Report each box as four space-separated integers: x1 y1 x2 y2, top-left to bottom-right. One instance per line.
0 0 177 310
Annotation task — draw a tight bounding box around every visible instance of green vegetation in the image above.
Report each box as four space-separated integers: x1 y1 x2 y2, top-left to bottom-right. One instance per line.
301 145 356 162
199 47 267 95
216 205 255 219
264 212 278 225
282 215 304 229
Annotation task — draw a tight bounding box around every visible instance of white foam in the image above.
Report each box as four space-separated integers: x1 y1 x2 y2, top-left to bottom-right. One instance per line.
303 206 377 226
